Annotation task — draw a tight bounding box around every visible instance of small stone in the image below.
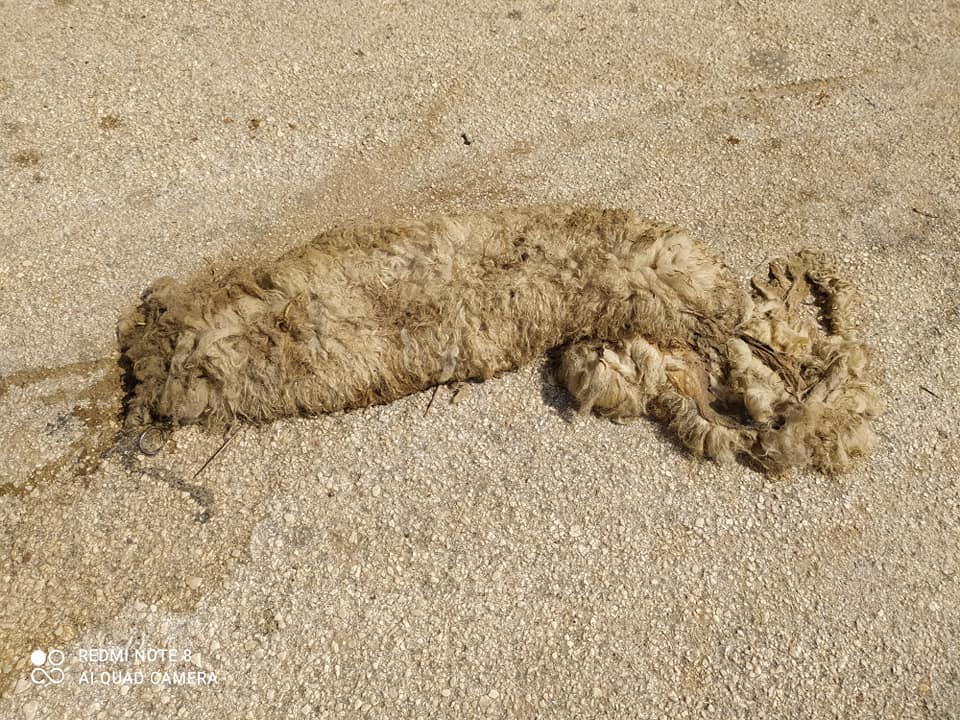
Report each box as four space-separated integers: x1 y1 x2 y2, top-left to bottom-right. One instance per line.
372 485 382 497
186 576 202 590
23 700 38 719
450 384 471 403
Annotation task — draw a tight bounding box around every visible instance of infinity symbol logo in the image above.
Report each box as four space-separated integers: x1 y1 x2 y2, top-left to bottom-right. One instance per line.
30 649 65 685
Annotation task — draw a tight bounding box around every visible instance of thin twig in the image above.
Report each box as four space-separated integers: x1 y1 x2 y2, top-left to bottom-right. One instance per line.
911 207 940 219
423 385 440 417
919 385 942 400
193 427 240 480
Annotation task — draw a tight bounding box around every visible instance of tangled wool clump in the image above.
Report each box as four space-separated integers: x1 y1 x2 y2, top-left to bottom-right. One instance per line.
119 206 882 474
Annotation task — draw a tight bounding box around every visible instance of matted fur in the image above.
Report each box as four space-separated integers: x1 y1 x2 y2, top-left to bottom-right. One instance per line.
119 206 881 474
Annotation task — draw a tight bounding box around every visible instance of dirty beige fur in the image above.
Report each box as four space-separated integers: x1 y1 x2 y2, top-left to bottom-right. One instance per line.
119 206 881 474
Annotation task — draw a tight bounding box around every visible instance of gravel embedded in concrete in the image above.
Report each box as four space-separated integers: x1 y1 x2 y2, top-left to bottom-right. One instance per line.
1 1 959 718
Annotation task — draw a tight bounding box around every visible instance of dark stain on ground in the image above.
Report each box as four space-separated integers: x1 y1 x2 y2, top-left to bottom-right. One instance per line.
142 465 217 523
761 137 784 154
44 411 73 436
98 114 123 130
11 148 42 167
0 355 244 692
0 358 122 497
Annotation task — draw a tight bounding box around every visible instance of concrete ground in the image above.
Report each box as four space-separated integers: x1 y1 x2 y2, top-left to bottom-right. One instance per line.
1 0 958 718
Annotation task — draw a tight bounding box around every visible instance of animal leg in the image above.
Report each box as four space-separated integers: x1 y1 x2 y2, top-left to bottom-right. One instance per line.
558 336 754 464
731 249 882 473
559 249 881 475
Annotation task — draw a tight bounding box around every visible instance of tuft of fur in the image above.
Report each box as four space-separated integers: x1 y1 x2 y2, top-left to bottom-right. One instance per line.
119 206 882 475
